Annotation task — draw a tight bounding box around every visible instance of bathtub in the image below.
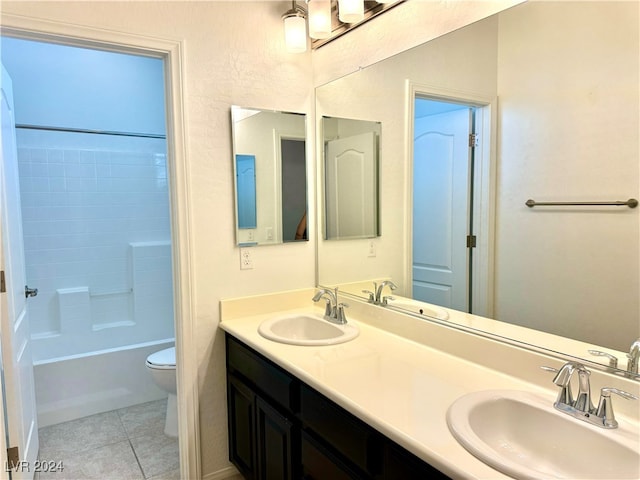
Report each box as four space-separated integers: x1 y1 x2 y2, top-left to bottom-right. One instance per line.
34 339 174 427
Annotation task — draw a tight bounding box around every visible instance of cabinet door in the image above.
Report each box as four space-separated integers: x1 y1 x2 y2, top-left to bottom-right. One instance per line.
256 397 296 480
384 443 451 479
301 431 367 480
228 375 257 479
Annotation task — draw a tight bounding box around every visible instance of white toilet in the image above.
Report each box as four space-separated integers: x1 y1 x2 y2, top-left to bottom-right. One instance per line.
146 346 178 437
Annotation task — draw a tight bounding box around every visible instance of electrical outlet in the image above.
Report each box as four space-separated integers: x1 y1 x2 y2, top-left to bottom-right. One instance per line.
368 240 376 257
240 248 253 270
247 230 255 241
266 227 273 240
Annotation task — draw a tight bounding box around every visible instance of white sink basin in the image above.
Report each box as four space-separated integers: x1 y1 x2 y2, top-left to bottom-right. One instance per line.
385 298 449 320
258 313 359 346
447 390 640 480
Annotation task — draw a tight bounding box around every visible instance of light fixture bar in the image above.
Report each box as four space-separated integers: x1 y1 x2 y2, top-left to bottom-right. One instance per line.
311 0 405 50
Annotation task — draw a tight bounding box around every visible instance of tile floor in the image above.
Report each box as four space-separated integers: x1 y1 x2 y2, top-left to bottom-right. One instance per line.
37 399 180 480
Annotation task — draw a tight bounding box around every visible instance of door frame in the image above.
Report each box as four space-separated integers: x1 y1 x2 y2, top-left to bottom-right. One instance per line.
404 80 497 317
0 14 199 479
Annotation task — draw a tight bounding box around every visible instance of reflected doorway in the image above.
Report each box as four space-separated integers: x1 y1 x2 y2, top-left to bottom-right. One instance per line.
410 92 493 316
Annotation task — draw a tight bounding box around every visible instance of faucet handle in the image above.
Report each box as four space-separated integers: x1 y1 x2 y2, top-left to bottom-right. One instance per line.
588 349 619 369
381 295 395 305
541 364 575 406
362 290 375 303
336 303 349 324
595 387 639 428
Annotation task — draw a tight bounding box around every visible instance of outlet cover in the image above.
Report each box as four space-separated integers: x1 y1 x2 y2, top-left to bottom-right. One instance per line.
240 248 253 270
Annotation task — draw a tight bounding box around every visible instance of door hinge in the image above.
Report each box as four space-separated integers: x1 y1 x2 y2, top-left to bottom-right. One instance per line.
467 235 477 248
469 133 479 148
7 446 19 469
0 270 5 293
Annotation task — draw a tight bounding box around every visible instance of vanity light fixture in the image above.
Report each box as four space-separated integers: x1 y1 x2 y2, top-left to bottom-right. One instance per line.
338 0 365 23
283 0 308 53
283 0 405 53
308 0 332 39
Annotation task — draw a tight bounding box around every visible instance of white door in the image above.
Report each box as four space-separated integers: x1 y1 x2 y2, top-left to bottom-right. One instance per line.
412 107 473 311
325 132 377 239
0 64 39 479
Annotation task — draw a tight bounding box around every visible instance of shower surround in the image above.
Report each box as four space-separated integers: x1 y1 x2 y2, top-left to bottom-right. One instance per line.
17 128 175 426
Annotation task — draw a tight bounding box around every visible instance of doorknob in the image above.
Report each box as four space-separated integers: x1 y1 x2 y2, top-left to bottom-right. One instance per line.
25 285 38 298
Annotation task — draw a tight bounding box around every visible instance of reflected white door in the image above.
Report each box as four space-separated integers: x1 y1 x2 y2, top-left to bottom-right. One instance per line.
325 132 377 239
0 64 39 479
412 107 472 311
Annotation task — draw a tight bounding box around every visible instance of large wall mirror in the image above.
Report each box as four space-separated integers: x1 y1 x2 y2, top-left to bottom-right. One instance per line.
322 116 381 240
232 106 308 245
316 1 639 377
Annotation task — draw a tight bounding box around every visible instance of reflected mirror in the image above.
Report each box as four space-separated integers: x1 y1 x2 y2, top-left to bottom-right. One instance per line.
316 1 639 376
232 106 308 245
322 116 381 240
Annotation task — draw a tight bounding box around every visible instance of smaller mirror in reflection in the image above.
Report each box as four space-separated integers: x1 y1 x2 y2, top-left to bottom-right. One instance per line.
322 116 381 240
232 106 308 245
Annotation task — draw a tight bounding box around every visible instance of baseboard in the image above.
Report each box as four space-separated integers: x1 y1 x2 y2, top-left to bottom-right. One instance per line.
202 465 241 480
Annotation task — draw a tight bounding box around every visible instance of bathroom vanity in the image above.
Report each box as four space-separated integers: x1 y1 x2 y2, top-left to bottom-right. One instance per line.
226 334 446 479
220 289 640 479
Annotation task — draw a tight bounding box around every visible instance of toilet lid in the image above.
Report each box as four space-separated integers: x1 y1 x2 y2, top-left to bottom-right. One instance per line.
146 347 175 368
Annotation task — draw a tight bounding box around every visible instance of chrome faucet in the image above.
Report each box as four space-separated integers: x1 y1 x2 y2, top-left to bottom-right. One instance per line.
376 280 397 305
550 362 575 406
573 365 595 413
312 287 348 324
627 338 640 375
545 362 638 428
362 280 398 305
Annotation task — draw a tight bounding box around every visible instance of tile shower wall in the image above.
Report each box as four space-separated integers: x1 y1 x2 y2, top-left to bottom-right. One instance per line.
17 129 174 362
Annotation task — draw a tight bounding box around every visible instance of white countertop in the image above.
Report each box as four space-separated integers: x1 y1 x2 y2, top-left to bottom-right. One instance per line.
220 288 640 479
220 301 565 479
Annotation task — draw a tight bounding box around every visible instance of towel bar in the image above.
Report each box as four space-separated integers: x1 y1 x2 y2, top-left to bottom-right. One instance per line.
525 199 638 208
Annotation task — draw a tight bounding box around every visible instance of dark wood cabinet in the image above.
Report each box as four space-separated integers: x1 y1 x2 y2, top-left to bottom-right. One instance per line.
227 374 256 478
226 334 451 480
226 336 299 479
255 396 295 480
383 442 449 479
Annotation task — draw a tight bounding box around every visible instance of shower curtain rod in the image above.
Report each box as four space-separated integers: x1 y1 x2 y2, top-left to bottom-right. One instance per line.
16 123 166 139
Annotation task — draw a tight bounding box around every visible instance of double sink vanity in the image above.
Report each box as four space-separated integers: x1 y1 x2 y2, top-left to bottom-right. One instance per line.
220 288 640 480
224 2 640 477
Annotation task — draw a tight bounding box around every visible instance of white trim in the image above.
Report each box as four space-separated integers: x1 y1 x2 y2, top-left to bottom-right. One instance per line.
404 80 496 316
0 14 200 479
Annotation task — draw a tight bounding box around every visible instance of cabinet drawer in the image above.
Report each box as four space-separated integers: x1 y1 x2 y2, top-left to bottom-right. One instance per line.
300 384 382 476
226 335 297 412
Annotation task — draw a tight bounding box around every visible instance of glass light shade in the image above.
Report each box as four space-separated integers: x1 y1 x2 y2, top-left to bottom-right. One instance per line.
338 0 364 23
308 0 332 39
284 14 308 53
